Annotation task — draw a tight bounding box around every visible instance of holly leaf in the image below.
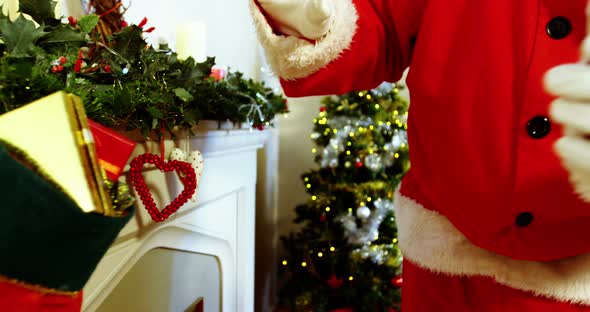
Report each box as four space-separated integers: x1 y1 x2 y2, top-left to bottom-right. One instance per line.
174 88 193 102
38 24 86 48
78 14 99 34
147 106 164 119
110 26 146 60
19 0 60 26
0 13 47 57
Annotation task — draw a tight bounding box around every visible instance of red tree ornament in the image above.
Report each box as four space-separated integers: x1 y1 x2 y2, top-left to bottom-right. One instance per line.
320 106 326 112
319 214 327 222
391 275 403 288
355 161 364 168
326 274 343 289
129 153 197 222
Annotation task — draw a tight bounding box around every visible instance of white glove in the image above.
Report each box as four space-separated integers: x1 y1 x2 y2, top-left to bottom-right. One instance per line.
257 0 335 40
544 9 590 202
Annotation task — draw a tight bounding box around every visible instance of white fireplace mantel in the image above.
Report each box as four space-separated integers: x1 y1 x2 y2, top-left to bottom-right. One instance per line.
83 124 265 311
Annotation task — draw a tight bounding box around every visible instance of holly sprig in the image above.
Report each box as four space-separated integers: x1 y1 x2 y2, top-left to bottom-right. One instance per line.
0 0 288 136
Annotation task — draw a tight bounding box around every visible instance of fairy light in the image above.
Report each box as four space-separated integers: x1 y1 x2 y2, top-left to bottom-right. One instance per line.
266 122 270 126
330 246 336 252
393 238 398 244
349 276 354 281
312 148 317 154
386 121 391 126
318 252 324 257
325 207 331 212
383 145 389 151
360 202 366 207
302 262 307 267
313 118 318 124
319 112 327 118
367 94 372 100
367 197 372 202
347 142 352 146
393 110 399 116
401 143 406 148
349 131 355 137
378 121 384 126
306 184 311 189
368 149 374 154
348 208 353 213
369 125 375 130
282 260 288 265
346 151 351 155
333 129 338 134
395 153 400 159
358 92 364 97
304 177 309 182
312 195 317 201
374 104 379 109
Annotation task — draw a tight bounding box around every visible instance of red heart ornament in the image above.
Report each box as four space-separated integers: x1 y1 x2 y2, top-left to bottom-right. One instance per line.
129 153 197 222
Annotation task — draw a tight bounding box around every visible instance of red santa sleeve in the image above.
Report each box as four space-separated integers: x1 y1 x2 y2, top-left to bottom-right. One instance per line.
249 0 425 97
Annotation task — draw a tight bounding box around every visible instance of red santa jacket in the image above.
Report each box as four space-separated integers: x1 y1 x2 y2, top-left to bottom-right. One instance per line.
253 0 590 262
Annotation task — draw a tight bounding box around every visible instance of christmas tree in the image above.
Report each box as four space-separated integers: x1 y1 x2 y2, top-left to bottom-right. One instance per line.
278 83 410 312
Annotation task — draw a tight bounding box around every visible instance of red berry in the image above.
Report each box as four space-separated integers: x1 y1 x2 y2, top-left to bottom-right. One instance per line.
319 215 327 222
120 20 128 27
320 106 326 112
59 56 67 64
103 65 111 73
256 124 265 131
51 66 59 73
68 16 77 26
56 65 64 72
355 161 364 168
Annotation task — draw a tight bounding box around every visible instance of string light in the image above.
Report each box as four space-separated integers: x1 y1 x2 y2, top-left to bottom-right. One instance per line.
386 121 391 126
360 202 366 206
367 94 372 100
349 276 354 281
318 252 324 257
282 260 288 265
369 125 374 130
346 151 351 155
312 195 317 201
325 207 331 212
401 143 406 148
333 129 338 134
358 92 364 97
348 208 353 213
266 122 270 126
304 177 309 182
367 197 372 202
378 121 384 126
330 246 336 252
393 110 399 116
347 142 352 146
306 184 311 189
313 118 318 124
392 238 398 244
374 104 379 109
349 132 355 137
312 148 317 154
368 149 374 154
302 262 307 267
394 153 400 159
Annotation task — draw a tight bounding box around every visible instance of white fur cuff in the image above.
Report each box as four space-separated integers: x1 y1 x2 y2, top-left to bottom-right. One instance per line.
395 189 590 304
249 0 358 80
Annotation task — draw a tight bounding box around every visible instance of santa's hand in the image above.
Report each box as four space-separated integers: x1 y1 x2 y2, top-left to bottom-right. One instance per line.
544 60 590 202
257 0 334 40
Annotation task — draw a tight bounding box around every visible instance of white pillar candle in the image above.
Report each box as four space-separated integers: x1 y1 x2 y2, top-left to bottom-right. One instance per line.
176 21 208 62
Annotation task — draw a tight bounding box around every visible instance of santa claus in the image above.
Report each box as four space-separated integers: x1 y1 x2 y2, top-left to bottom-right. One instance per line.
251 0 590 310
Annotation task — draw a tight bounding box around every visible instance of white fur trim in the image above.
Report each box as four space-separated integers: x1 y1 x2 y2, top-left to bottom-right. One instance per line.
395 189 590 304
249 0 358 80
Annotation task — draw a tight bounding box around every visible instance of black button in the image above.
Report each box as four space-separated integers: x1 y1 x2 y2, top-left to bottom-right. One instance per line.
527 116 551 139
516 212 534 227
546 17 572 40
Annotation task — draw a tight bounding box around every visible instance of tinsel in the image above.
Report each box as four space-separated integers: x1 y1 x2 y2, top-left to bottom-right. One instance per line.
337 198 395 245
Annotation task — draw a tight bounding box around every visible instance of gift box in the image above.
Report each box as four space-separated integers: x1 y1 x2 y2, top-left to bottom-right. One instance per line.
88 119 136 181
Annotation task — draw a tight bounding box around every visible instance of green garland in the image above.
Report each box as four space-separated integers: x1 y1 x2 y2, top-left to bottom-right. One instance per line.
0 0 288 136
